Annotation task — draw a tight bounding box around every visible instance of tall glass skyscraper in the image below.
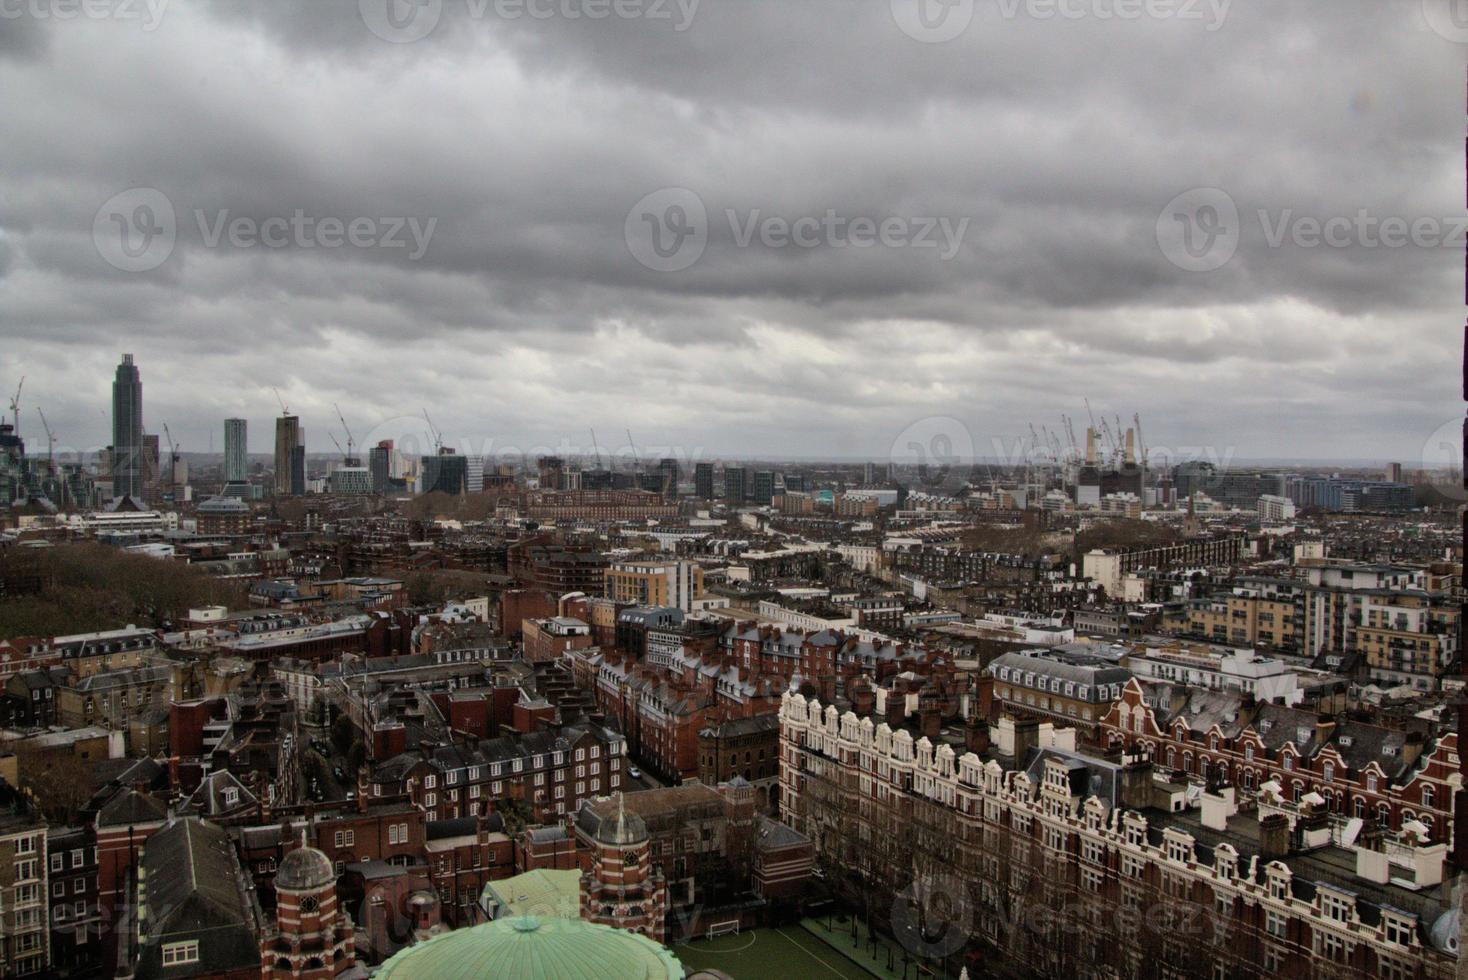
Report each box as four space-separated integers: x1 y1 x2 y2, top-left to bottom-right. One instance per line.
111 354 143 499
224 418 248 483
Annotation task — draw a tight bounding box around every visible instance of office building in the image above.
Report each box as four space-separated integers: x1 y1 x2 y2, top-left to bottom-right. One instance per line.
224 418 248 483
289 444 306 496
274 415 302 496
466 455 485 493
723 466 747 504
752 470 775 505
694 462 714 500
537 456 565 490
111 354 143 499
657 457 678 499
422 449 467 495
329 466 371 495
369 443 390 494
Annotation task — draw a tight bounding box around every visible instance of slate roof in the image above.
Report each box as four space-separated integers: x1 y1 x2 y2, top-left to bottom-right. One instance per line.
135 818 261 978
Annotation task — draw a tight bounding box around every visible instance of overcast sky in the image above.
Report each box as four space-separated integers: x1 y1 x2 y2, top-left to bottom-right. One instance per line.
1 0 1463 470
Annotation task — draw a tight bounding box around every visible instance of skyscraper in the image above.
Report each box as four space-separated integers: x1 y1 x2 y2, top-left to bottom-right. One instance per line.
723 466 747 504
274 415 302 496
694 462 714 500
368 443 390 494
422 448 467 495
224 418 248 483
752 470 775 505
110 354 143 499
658 457 678 499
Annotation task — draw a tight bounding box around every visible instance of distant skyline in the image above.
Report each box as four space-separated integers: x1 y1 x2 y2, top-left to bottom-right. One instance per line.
1 3 1462 468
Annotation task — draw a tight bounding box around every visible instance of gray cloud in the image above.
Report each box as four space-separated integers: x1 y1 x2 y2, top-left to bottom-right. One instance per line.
0 0 1461 466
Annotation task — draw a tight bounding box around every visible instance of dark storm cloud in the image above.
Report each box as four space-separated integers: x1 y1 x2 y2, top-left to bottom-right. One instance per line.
0 0 1461 465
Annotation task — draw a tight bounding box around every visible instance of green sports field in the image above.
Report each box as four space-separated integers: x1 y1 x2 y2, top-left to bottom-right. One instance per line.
677 926 879 979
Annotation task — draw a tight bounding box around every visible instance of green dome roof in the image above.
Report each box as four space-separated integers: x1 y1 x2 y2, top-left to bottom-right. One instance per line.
375 916 684 979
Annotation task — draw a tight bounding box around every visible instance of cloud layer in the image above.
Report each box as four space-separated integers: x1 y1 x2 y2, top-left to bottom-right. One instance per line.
0 0 1462 467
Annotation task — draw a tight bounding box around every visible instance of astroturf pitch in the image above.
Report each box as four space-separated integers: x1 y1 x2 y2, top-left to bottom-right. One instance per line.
675 925 885 979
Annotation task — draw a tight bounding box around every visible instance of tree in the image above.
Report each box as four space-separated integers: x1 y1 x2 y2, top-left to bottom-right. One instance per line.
11 748 94 824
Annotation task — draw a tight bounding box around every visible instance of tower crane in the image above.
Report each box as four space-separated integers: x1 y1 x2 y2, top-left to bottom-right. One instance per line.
333 403 355 462
626 428 641 475
422 410 443 453
8 376 23 433
590 428 603 469
273 387 290 415
36 408 55 475
162 423 180 488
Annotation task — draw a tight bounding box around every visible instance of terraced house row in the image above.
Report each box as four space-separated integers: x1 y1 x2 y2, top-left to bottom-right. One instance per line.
779 690 1460 979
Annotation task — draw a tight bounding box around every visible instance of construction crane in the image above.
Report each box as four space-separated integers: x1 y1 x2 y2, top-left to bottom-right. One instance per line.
328 432 346 459
273 387 290 415
625 428 641 475
162 422 180 488
590 428 603 469
421 410 443 453
35 408 55 475
333 403 355 462
1133 413 1148 468
8 376 23 433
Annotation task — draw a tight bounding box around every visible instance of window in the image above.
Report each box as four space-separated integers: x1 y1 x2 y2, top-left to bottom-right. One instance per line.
162 941 200 966
388 825 400 845
334 829 355 848
424 775 437 789
1265 910 1286 938
49 854 62 873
